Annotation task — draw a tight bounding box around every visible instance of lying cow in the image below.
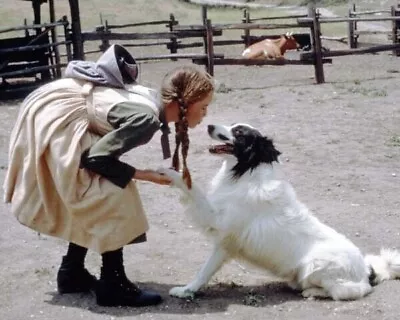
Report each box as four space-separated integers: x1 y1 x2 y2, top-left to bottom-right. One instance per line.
242 32 300 60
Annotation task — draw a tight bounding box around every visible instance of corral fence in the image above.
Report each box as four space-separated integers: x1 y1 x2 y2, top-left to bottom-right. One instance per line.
0 16 72 99
347 3 400 53
82 3 399 84
79 12 224 64
2 3 400 100
298 4 400 83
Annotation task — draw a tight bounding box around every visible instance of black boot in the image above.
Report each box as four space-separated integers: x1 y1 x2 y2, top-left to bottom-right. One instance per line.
57 243 97 294
96 248 162 307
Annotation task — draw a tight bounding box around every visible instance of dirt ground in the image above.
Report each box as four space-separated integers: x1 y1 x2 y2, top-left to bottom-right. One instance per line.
1 4 400 320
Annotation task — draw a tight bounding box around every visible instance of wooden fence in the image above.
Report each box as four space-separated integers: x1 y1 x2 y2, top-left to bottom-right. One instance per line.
79 13 223 63
2 3 400 100
0 17 72 99
347 3 400 54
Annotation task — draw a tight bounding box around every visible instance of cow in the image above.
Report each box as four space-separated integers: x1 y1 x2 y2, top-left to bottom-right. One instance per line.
241 32 300 60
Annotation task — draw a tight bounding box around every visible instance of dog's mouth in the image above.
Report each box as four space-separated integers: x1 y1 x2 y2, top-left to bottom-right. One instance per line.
209 144 234 154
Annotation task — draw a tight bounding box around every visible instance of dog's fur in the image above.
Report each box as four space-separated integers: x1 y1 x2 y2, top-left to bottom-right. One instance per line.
159 123 400 301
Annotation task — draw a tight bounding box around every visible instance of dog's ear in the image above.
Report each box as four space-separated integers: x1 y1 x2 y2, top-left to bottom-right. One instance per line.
258 136 281 163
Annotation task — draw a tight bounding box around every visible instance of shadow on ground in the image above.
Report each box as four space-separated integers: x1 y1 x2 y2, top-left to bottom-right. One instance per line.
45 281 305 316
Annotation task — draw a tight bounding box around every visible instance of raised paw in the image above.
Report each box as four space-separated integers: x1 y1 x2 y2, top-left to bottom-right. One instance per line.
157 167 187 190
169 286 195 299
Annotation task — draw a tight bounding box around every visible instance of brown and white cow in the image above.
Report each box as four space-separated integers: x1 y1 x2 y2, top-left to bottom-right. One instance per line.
241 32 300 60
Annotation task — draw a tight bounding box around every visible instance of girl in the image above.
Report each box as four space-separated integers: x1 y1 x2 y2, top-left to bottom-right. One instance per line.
3 44 214 307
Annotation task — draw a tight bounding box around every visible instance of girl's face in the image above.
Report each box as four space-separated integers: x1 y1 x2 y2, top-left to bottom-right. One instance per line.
186 91 213 128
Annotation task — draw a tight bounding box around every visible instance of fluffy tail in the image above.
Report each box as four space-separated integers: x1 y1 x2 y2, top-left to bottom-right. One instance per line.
365 248 400 286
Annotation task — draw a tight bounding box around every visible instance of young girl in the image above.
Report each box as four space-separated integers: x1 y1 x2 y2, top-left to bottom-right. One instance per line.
3 44 214 307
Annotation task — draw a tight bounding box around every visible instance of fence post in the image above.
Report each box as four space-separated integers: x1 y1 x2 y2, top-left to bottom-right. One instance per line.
353 3 358 48
308 4 324 84
68 0 84 60
205 19 214 76
242 9 251 48
348 4 356 48
99 20 111 52
202 6 208 55
168 14 178 61
49 0 61 78
391 5 400 56
62 15 73 62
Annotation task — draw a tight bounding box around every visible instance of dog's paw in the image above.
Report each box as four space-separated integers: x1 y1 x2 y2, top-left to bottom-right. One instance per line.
157 167 187 190
302 288 329 300
169 286 195 299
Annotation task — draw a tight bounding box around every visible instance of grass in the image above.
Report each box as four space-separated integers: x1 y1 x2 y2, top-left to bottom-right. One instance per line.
387 135 400 147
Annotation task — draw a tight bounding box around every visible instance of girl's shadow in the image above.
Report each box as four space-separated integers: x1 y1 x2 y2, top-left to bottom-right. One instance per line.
45 281 303 317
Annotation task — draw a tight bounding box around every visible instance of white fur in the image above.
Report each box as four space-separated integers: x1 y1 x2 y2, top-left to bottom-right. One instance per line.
158 125 400 301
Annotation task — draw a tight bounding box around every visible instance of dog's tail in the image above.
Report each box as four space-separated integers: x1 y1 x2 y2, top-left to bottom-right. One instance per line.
364 248 400 286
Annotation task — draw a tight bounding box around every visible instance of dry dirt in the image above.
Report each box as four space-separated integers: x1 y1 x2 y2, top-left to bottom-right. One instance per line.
1 4 400 320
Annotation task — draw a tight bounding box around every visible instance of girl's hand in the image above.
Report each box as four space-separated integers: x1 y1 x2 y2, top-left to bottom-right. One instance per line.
135 169 172 185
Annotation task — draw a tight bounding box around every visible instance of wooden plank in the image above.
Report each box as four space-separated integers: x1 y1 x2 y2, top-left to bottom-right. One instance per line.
170 39 244 50
308 5 325 84
249 14 308 22
49 0 61 78
82 30 222 42
392 6 400 56
243 9 250 48
173 24 218 31
211 22 302 30
300 43 400 59
0 21 66 34
0 63 67 78
106 20 171 29
69 0 84 60
298 16 400 24
82 31 176 41
125 40 179 48
192 58 332 66
206 19 215 76
354 30 391 35
202 6 208 56
348 7 356 48
0 40 70 54
168 14 178 60
350 9 391 16
134 53 224 62
0 61 42 74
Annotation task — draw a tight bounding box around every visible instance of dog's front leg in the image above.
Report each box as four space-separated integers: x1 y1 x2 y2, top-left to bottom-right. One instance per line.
169 245 229 299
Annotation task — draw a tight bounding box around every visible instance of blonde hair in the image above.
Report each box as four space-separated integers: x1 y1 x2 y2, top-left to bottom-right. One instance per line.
161 65 214 188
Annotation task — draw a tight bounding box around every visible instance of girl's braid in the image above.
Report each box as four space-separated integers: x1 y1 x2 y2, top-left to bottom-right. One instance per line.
172 97 192 189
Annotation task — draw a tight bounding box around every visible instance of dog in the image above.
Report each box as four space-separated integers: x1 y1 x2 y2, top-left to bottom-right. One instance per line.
158 123 400 301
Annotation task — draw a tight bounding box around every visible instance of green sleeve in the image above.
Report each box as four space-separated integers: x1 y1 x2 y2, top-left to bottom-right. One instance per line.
80 102 160 188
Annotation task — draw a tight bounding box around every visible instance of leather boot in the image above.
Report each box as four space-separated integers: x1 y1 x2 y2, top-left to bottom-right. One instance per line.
57 256 97 294
96 267 162 307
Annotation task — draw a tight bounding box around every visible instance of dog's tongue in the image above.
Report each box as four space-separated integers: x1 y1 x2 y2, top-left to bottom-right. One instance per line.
209 144 233 154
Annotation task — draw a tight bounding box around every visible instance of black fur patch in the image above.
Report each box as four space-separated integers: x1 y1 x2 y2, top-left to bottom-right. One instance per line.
368 265 378 286
230 125 281 178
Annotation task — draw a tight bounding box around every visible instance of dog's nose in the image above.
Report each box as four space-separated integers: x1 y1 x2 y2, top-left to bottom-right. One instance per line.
207 125 215 135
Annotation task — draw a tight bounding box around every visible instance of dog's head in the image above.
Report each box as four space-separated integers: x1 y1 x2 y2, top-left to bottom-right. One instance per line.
207 123 281 178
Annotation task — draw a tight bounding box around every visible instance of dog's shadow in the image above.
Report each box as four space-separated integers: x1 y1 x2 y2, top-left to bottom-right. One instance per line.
45 281 303 316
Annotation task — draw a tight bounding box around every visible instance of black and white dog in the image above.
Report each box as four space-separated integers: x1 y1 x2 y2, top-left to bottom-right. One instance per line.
159 123 400 301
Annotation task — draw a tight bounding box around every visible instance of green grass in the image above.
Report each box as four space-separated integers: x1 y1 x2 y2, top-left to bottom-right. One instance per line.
387 135 400 147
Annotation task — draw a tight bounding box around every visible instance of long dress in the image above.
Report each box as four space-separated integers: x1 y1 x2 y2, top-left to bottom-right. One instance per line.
3 77 164 253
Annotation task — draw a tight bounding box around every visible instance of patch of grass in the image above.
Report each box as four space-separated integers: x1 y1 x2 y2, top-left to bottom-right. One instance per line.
34 267 52 277
348 86 387 97
387 135 400 147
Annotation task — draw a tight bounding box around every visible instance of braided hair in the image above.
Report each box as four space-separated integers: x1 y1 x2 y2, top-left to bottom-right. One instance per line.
161 65 214 189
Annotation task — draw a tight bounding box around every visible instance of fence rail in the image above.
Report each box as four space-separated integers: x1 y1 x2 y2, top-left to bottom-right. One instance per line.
2 3 400 100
